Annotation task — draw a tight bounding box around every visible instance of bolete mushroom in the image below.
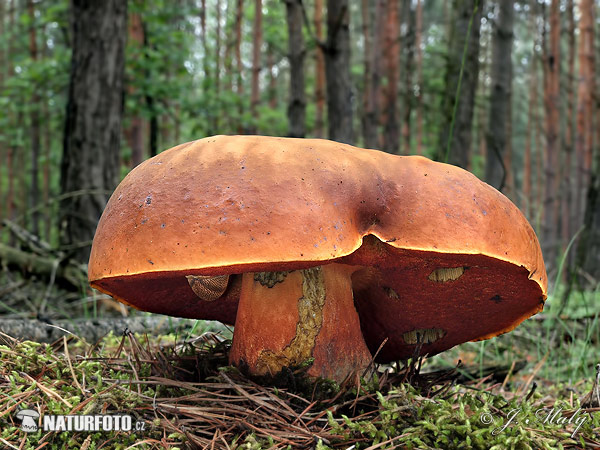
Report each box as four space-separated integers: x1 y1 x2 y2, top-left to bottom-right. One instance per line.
89 135 547 382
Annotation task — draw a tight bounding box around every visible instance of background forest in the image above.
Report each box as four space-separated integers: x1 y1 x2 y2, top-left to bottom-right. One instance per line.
0 0 599 286
1 1 600 448
0 0 599 290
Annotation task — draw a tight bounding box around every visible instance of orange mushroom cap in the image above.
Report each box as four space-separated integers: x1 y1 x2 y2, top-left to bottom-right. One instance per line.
89 135 547 361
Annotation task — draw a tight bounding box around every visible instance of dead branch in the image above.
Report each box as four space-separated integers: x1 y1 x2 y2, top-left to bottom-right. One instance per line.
0 242 85 288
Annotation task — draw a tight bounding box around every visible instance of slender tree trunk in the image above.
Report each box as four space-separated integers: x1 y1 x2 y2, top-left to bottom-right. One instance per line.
361 0 374 147
249 0 262 133
18 109 26 222
60 0 127 263
314 0 326 138
125 12 145 167
437 0 484 169
575 0 595 237
5 0 15 242
484 0 514 192
562 0 576 265
401 0 415 155
28 0 41 237
415 0 423 155
382 0 400 153
475 16 491 170
361 0 383 149
285 0 306 137
0 0 5 231
325 0 354 144
42 99 51 242
213 0 222 133
223 0 233 94
142 23 158 158
542 0 561 268
524 31 538 220
267 45 277 108
503 103 514 201
200 0 209 79
174 104 181 144
234 0 244 132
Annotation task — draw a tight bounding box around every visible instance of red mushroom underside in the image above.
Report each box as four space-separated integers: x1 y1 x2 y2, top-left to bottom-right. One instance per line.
92 237 545 383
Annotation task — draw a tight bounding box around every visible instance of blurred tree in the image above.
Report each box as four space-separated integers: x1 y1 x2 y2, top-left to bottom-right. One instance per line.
284 0 306 138
124 11 145 168
360 0 383 149
414 0 423 155
542 0 560 267
0 0 5 228
401 0 415 155
382 0 400 153
523 7 540 221
249 0 262 133
234 0 244 132
325 0 353 144
437 0 484 169
484 0 515 191
575 0 597 285
313 0 326 138
27 0 41 236
562 0 576 256
59 0 127 263
575 0 595 235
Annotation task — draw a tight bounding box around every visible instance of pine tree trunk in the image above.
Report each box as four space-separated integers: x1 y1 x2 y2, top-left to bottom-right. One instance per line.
562 0 576 262
542 0 561 268
524 30 538 220
125 12 145 167
325 0 354 144
314 0 326 138
382 0 400 153
414 0 423 155
360 0 375 148
437 0 484 169
142 23 158 158
60 0 127 263
223 0 233 94
361 0 384 149
28 0 41 237
0 0 4 230
5 0 16 242
267 45 277 108
475 19 491 170
575 0 595 236
213 0 222 133
484 0 514 191
285 0 306 138
234 0 244 133
200 0 209 79
574 0 597 284
401 0 415 155
250 0 262 133
42 88 51 242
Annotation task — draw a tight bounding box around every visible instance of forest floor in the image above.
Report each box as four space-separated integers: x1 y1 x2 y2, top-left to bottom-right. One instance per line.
0 269 599 449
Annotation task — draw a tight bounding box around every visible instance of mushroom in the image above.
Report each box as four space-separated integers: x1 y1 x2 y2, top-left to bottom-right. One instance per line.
89 135 547 382
16 409 40 432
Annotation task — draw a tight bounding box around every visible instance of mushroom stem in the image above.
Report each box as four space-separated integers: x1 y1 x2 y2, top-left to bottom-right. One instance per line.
229 264 373 382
